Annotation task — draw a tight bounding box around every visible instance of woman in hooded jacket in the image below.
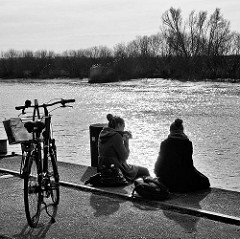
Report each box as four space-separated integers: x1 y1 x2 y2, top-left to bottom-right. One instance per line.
98 114 150 181
154 118 210 192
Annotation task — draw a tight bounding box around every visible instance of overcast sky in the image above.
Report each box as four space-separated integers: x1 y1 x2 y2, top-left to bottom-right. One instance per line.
1 0 239 53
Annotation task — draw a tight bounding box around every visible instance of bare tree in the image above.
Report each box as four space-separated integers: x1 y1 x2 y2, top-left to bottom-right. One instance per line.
125 35 162 58
113 43 127 58
136 35 152 57
230 32 240 55
21 50 34 58
206 8 231 56
85 46 112 58
161 7 232 58
187 10 208 56
126 40 140 57
148 33 165 56
161 7 188 57
3 49 20 58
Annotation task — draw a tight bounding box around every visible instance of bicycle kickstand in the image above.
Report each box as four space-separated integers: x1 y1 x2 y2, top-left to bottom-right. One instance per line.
42 200 56 224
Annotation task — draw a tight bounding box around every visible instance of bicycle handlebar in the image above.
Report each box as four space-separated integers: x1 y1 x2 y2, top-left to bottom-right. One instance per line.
15 98 75 110
15 105 27 110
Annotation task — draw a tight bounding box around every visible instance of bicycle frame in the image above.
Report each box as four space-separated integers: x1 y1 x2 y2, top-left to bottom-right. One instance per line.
21 99 59 176
32 99 53 176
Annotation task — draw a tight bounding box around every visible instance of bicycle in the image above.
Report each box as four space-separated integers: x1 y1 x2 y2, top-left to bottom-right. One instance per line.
15 98 75 228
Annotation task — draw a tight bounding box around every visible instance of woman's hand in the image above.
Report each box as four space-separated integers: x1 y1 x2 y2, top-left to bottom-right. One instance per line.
122 132 131 154
123 131 132 141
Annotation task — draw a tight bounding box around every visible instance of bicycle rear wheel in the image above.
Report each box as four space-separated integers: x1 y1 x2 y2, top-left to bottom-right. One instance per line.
48 145 60 205
24 152 41 228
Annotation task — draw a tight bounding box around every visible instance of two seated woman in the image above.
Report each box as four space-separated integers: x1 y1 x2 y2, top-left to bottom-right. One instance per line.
98 114 210 192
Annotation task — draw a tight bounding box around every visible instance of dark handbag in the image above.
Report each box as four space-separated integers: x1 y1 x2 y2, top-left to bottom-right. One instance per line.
132 176 170 200
85 165 128 187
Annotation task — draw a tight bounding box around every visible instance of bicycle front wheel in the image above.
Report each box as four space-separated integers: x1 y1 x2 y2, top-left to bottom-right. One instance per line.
48 146 60 205
24 152 41 228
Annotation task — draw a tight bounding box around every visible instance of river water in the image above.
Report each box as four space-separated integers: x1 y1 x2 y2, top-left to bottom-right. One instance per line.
0 78 240 192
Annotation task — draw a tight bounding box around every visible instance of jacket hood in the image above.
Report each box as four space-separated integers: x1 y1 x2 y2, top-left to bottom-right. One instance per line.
168 132 189 140
99 127 121 143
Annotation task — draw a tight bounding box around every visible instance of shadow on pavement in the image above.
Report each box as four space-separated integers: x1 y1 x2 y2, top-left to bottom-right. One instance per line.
165 188 211 232
80 167 97 183
132 188 211 233
163 210 199 233
11 204 58 239
90 192 125 217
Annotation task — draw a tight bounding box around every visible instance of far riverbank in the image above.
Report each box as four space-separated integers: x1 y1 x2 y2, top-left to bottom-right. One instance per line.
1 53 240 83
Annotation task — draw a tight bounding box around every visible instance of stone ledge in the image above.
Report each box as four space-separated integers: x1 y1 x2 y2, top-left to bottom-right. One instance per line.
1 155 240 226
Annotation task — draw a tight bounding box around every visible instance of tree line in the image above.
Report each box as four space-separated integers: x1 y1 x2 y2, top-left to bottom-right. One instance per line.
1 8 240 82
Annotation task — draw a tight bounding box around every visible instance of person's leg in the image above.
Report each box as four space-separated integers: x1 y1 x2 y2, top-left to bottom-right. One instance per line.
189 168 210 191
135 166 150 179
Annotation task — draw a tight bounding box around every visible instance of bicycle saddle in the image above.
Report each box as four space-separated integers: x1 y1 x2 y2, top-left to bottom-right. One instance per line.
24 121 45 133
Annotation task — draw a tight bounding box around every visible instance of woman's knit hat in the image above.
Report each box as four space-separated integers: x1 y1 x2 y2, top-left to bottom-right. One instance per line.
170 118 184 133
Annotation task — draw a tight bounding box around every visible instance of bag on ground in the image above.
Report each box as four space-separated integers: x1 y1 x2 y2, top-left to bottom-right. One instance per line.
85 165 128 187
132 176 170 200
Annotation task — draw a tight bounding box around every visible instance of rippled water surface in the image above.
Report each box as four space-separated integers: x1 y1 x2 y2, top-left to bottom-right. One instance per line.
0 78 240 191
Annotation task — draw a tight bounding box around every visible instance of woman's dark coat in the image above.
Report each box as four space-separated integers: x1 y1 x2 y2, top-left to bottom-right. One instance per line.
154 134 210 192
98 127 138 180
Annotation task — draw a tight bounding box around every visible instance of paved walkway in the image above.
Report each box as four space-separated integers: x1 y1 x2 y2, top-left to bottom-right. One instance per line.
1 155 240 238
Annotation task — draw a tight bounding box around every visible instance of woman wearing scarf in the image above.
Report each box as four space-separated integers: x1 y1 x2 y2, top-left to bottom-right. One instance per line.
98 114 150 181
154 118 210 192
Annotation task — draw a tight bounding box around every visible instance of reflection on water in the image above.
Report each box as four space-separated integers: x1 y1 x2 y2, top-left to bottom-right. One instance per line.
0 78 240 191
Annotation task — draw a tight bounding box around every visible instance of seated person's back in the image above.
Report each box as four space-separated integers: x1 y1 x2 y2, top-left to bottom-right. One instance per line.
154 118 210 192
98 114 150 181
